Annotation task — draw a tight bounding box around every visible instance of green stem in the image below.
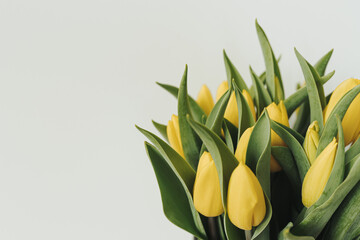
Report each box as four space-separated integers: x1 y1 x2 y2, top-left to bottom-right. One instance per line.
245 230 252 240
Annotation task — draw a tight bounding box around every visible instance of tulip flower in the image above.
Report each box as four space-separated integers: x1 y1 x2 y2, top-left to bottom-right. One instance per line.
323 78 360 145
227 162 266 230
266 101 290 172
234 127 254 164
303 121 320 164
196 84 214 116
302 138 337 208
216 81 256 126
193 152 224 217
167 115 185 158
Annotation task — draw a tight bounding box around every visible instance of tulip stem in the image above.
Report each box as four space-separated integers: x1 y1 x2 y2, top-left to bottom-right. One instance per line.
245 230 252 240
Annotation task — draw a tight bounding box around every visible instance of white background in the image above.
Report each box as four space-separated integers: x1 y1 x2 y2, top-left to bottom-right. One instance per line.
0 0 359 239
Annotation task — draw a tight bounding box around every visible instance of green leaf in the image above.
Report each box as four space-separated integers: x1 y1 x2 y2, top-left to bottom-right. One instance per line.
246 111 272 240
314 49 333 76
233 80 255 140
255 20 284 102
205 90 231 136
270 120 310 181
136 126 196 191
156 82 205 122
295 49 324 132
291 154 360 238
223 50 249 92
276 122 305 145
178 65 201 170
278 223 315 240
324 182 360 240
224 214 245 240
144 142 206 239
293 100 310 136
250 66 272 116
271 146 301 200
317 84 360 156
223 120 234 153
152 120 168 141
313 116 345 207
186 116 245 240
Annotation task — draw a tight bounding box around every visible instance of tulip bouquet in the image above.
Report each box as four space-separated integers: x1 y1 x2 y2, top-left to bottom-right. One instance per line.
136 21 360 240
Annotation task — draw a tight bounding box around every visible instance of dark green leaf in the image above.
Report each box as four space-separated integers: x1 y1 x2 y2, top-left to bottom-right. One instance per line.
223 50 249 92
278 223 315 240
152 120 168 141
136 126 196 191
345 134 360 164
250 66 272 116
145 142 206 239
314 49 333 76
178 65 201 170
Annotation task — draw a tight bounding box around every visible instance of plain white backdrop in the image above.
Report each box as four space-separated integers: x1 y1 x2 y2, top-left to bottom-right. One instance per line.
0 0 359 239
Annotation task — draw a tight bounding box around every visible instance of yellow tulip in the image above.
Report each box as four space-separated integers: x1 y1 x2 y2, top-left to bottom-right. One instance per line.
167 115 184 158
196 84 214 116
324 78 360 146
266 101 290 172
303 121 320 164
227 163 266 230
234 127 254 164
193 152 224 217
302 138 337 208
216 81 256 126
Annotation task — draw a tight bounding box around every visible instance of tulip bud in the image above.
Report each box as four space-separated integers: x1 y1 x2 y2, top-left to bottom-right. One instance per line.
234 127 254 164
227 163 266 230
266 101 290 172
302 138 338 208
196 84 214 116
216 81 256 126
193 152 224 217
324 78 360 145
167 115 185 158
303 121 320 164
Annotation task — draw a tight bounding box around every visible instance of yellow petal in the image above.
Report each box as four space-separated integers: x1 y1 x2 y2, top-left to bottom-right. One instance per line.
193 152 224 217
166 115 185 158
234 127 254 164
242 89 257 121
302 138 338 208
216 81 229 101
324 78 360 145
196 84 214 116
303 121 320 164
227 163 266 230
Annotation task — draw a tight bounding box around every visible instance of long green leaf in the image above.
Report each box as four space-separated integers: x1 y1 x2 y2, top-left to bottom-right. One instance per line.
223 50 249 92
156 82 205 121
314 49 333 76
256 20 284 102
152 120 168 141
278 223 315 240
178 65 201 170
136 126 196 191
250 66 272 116
295 49 324 132
145 142 206 239
270 120 310 181
345 133 360 164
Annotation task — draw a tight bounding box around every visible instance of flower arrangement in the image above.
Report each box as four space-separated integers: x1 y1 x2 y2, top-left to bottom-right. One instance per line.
136 20 360 240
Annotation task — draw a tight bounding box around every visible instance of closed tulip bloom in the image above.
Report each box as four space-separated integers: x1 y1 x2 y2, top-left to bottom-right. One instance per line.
303 121 320 164
234 127 254 164
266 101 290 172
302 138 338 208
216 81 256 126
193 152 224 217
324 78 360 145
196 84 214 116
227 163 266 230
167 115 184 158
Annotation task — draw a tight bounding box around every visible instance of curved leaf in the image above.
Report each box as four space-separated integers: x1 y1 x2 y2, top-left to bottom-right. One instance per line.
345 133 360 164
156 82 205 122
250 66 272 116
152 120 168 141
314 49 333 76
278 223 314 240
223 50 249 92
145 142 206 239
136 126 196 191
295 49 324 132
317 84 360 155
178 65 201 170
270 120 310 181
